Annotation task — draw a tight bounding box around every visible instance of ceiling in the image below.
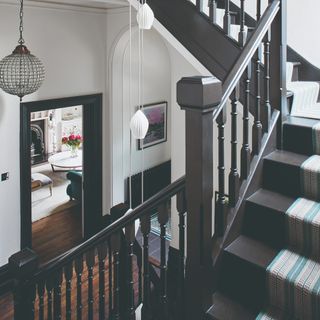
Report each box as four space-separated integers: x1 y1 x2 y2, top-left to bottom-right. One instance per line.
24 0 128 9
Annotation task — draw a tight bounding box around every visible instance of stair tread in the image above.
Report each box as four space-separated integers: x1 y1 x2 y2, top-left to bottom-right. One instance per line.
247 189 294 214
206 292 257 320
225 235 277 269
264 150 308 167
284 116 319 129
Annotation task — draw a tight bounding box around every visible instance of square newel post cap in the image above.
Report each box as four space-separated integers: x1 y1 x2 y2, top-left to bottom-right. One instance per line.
9 248 39 279
177 76 222 112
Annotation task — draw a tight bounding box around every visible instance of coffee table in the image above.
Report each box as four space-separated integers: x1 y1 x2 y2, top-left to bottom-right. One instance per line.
48 150 83 172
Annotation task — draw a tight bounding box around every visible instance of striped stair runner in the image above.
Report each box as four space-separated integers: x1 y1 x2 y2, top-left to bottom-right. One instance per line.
286 198 320 259
266 249 320 320
255 159 320 319
301 155 320 201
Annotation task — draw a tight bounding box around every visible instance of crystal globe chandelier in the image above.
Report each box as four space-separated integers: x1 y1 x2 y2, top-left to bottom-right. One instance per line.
0 0 45 101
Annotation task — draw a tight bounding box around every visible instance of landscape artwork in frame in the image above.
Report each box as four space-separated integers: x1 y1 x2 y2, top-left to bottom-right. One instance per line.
138 102 168 150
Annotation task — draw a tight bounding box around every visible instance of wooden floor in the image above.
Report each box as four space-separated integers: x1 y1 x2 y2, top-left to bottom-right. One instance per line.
0 205 83 320
32 203 83 264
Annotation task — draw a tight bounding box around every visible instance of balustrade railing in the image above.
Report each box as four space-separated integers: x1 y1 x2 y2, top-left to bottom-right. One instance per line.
9 178 186 320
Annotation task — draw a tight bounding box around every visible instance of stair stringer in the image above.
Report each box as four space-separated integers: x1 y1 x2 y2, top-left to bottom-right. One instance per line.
128 0 242 81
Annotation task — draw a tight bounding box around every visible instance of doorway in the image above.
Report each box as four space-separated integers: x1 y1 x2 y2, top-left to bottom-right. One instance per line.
20 94 102 263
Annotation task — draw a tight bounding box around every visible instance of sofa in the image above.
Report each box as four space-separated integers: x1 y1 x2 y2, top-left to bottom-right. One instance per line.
66 171 82 201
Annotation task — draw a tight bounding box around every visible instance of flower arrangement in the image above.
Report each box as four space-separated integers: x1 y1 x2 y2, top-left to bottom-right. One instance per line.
62 133 82 157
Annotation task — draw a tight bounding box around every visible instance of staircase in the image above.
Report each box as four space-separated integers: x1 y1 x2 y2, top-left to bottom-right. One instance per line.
207 116 320 319
5 0 320 320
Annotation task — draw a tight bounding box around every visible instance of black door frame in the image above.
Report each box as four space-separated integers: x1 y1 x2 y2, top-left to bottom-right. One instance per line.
20 94 103 249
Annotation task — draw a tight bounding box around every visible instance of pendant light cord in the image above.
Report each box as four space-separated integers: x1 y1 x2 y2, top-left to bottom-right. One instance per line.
141 0 146 204
19 0 25 45
129 2 133 209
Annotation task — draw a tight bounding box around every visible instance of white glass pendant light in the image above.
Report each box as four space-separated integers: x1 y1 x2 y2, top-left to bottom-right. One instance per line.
137 3 154 30
130 109 149 139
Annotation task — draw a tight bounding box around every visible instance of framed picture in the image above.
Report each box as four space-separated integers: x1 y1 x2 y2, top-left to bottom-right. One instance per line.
138 102 168 150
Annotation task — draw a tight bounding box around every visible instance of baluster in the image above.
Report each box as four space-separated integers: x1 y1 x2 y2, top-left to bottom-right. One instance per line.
140 215 152 320
86 249 95 320
158 202 169 319
46 279 53 320
176 189 187 318
38 281 45 320
111 232 121 320
196 0 203 12
241 64 252 180
252 49 263 154
208 0 217 24
64 264 73 320
264 30 271 131
53 270 62 320
239 0 246 46
125 222 136 320
256 0 261 21
229 86 240 207
216 107 227 235
223 0 231 36
75 255 83 320
108 239 113 317
97 242 108 320
137 244 143 304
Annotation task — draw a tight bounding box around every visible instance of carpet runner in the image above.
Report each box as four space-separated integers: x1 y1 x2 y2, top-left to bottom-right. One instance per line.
255 157 320 319
301 155 320 201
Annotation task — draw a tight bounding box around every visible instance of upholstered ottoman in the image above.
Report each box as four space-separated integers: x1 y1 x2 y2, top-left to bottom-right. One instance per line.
31 173 53 196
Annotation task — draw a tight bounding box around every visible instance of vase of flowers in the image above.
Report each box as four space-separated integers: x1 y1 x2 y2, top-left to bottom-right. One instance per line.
62 133 82 157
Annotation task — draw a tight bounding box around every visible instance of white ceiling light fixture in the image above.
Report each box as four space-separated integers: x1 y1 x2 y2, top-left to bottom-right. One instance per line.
136 2 154 30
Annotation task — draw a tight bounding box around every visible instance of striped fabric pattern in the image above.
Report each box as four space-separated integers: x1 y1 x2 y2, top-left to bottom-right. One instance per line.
256 307 288 320
312 122 320 155
266 249 320 320
301 155 320 201
286 198 320 259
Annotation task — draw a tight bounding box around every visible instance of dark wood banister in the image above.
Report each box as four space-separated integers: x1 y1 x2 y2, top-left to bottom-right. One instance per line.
214 0 280 121
25 176 186 284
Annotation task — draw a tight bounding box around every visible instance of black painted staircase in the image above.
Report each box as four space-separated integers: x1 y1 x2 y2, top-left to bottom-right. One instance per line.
206 116 320 319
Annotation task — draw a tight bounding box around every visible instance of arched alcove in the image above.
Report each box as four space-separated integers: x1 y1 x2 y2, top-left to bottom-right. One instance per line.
109 26 172 206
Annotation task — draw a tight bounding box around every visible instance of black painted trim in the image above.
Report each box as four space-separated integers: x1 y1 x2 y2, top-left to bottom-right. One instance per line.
20 94 103 249
0 264 13 295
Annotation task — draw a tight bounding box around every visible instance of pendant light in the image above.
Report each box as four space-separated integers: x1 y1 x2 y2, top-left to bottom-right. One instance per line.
130 109 149 139
137 2 154 30
0 0 45 101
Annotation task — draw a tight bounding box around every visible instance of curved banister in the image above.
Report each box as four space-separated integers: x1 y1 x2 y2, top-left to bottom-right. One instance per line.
213 0 280 121
25 176 186 283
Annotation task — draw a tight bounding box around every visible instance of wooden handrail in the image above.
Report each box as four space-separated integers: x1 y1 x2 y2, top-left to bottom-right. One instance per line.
213 0 280 121
26 176 186 284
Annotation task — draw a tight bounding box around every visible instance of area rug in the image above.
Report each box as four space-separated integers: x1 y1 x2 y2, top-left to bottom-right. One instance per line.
32 163 76 222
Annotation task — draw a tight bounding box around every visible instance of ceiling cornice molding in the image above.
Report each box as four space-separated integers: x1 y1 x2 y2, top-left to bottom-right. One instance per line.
0 0 127 14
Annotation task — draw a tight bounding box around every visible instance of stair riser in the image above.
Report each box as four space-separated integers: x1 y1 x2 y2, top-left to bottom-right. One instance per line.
283 123 315 156
243 201 286 249
263 159 301 198
219 252 267 312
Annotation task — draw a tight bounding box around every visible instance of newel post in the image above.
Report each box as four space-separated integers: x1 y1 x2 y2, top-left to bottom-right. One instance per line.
9 248 39 320
177 76 222 319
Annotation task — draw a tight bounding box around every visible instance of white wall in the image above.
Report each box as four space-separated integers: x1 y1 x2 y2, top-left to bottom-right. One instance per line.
107 9 171 206
0 2 107 266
